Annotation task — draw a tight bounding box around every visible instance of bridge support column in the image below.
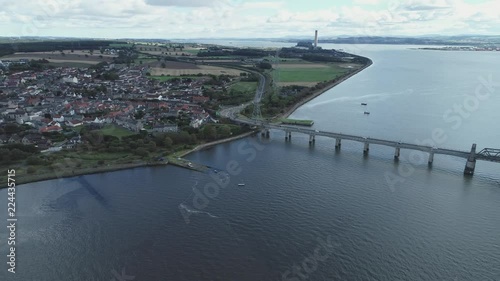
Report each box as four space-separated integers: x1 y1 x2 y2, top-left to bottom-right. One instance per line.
394 147 400 160
464 144 477 176
309 134 315 144
335 138 341 149
428 151 434 165
363 142 369 154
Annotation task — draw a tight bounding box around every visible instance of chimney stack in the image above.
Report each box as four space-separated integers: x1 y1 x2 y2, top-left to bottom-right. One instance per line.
314 30 318 48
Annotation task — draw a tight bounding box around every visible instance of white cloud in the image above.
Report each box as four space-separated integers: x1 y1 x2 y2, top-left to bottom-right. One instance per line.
0 0 499 38
353 0 380 5
144 0 227 7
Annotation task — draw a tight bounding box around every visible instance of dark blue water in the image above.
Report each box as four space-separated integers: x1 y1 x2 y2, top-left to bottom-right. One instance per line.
1 44 500 281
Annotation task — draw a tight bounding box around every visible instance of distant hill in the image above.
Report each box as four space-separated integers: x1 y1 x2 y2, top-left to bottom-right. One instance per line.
281 35 500 47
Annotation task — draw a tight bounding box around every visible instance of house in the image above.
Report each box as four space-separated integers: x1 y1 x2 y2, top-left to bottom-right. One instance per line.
190 118 203 128
53 114 65 122
61 76 78 84
40 126 63 133
0 135 8 144
192 96 210 104
67 120 83 127
8 134 21 144
147 124 179 134
22 134 46 145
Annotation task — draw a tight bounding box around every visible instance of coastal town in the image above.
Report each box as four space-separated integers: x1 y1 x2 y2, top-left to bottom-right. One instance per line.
0 60 225 152
0 38 370 184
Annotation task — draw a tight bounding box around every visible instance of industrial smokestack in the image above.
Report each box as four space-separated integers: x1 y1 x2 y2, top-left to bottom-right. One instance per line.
314 30 318 48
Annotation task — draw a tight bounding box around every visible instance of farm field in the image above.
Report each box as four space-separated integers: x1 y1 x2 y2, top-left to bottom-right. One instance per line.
151 63 244 76
0 51 115 66
272 60 361 86
150 75 205 81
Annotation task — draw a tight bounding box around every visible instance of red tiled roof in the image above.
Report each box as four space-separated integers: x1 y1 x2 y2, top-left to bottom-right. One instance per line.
40 126 63 133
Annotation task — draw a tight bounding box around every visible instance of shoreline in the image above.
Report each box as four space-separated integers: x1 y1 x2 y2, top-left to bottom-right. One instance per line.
2 57 372 188
278 59 373 120
176 130 258 158
1 130 258 188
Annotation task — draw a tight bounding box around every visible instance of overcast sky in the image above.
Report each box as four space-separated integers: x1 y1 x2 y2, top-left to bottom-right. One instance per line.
0 0 499 39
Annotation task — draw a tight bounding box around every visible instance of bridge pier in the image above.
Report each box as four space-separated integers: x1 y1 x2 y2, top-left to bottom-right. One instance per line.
363 142 369 154
285 131 291 141
464 144 477 176
309 134 315 144
428 151 434 165
394 147 400 160
335 138 341 149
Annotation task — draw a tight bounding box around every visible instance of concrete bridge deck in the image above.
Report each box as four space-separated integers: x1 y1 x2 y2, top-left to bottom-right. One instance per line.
240 120 498 176
265 124 471 159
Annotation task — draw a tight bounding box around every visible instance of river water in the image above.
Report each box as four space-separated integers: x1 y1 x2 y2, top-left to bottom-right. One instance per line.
1 43 500 281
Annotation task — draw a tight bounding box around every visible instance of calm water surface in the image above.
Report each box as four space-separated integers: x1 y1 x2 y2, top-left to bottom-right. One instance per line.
1 44 500 281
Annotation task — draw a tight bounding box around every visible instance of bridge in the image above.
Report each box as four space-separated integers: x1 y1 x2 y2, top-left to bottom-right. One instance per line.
251 122 500 176
221 69 500 176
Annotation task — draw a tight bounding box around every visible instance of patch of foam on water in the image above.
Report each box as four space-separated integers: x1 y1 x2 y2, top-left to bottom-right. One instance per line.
179 203 219 219
305 89 415 108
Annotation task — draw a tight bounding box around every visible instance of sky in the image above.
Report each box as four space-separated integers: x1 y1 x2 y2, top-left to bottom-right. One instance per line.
0 0 499 39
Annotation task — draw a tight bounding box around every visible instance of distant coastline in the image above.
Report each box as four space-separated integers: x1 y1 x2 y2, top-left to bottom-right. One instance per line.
415 46 500 52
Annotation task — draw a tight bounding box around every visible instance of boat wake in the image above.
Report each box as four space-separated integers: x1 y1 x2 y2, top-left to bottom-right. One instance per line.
305 89 415 108
179 203 219 219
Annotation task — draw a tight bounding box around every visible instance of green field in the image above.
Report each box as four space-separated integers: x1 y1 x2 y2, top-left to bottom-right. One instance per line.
100 125 136 139
48 62 95 68
109 43 133 48
229 81 258 93
273 64 348 83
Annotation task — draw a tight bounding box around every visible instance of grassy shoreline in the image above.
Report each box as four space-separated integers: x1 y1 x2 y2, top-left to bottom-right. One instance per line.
1 130 257 188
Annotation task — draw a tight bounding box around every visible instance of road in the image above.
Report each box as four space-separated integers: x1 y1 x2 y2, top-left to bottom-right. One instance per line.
218 72 266 120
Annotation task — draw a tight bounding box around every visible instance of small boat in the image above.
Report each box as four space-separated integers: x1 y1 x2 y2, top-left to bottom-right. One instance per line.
364 111 370 115
238 183 245 186
361 103 367 105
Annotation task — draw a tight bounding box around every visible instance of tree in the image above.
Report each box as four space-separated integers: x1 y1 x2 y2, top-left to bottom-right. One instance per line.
26 155 46 165
258 61 272 69
201 125 217 140
27 166 37 174
146 141 156 152
134 110 145 120
10 149 27 161
164 137 173 148
218 125 232 138
134 147 149 157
